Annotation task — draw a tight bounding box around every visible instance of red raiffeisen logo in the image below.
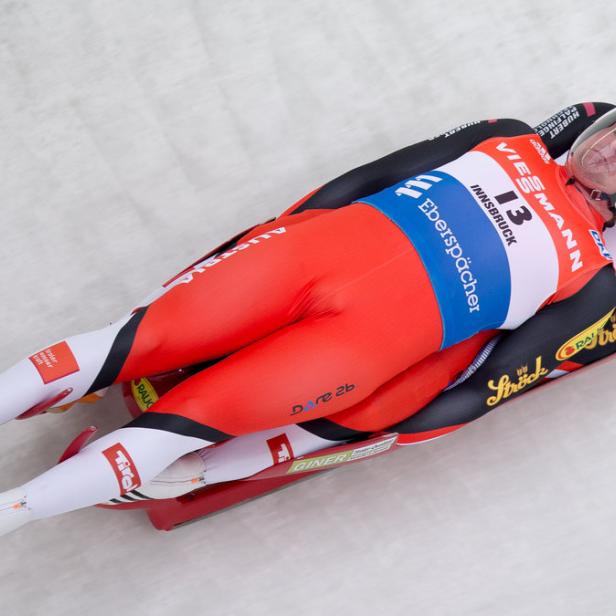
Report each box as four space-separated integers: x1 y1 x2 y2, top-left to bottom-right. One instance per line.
102 444 142 494
555 309 615 361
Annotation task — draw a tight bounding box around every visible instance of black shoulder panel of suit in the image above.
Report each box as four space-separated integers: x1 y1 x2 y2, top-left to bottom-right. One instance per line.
389 265 616 436
289 118 533 214
533 102 616 159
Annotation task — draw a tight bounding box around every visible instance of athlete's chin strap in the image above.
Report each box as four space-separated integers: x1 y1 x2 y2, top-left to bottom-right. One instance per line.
602 193 616 228
567 176 616 229
589 189 616 228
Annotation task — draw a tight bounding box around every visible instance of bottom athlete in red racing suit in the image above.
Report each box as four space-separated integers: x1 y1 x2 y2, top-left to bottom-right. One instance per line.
1 102 615 536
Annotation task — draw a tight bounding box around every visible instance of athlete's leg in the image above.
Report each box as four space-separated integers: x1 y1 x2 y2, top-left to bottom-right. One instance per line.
0 204 444 533
0 315 378 531
1 313 393 527
2 330 487 531
120 331 496 502
320 329 497 434
0 218 309 425
0 426 210 534
106 424 339 502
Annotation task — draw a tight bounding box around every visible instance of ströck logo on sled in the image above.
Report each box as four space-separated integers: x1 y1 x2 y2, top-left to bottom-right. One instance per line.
103 443 142 494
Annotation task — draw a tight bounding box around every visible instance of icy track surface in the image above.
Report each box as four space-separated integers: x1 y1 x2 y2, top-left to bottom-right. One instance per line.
0 2 615 614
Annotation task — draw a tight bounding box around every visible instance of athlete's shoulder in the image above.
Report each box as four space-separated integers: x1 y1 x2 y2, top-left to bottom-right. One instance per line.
282 117 537 217
432 117 534 142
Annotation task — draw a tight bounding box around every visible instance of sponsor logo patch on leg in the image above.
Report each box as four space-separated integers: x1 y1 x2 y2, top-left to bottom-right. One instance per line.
266 434 294 464
102 444 142 494
29 341 80 384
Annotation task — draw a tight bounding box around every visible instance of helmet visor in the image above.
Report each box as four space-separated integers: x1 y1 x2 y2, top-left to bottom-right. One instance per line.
567 108 616 195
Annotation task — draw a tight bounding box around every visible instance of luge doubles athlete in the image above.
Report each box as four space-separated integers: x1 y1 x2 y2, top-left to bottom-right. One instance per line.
1 102 615 535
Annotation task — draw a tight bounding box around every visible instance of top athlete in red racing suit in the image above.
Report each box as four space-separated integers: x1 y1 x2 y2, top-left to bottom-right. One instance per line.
1 102 615 535
119 238 615 501
118 104 616 500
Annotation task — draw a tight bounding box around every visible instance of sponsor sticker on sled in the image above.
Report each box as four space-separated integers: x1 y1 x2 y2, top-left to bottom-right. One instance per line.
103 444 141 494
29 341 80 384
287 436 397 474
555 309 615 361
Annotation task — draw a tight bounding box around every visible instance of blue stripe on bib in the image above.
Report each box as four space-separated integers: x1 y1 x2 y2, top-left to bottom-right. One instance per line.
356 171 512 348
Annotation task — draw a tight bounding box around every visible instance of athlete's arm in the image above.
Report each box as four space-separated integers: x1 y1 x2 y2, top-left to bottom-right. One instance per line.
280 118 533 216
177 104 616 282
179 118 536 268
534 101 616 159
293 101 616 217
389 265 616 444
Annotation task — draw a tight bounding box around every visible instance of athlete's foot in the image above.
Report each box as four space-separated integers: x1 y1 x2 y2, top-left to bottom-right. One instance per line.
0 488 32 537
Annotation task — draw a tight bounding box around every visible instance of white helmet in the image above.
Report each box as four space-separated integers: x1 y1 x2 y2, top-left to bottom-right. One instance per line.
567 108 616 227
